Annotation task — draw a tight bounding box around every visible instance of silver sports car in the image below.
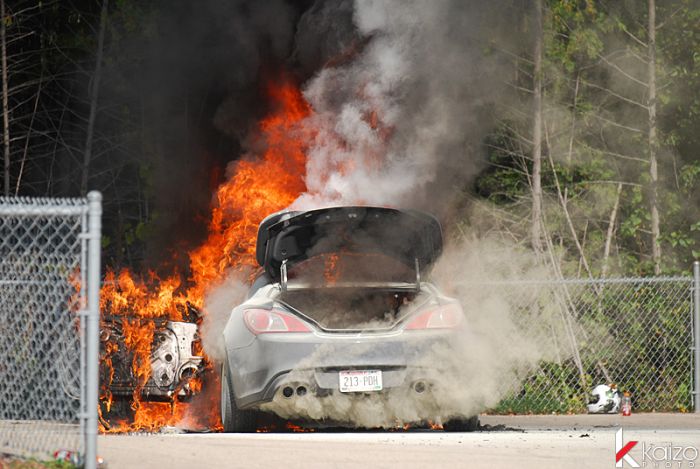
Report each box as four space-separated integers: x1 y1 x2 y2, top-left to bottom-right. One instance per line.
220 206 476 432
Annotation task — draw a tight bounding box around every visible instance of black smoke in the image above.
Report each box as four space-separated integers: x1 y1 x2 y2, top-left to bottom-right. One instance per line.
124 0 357 267
98 0 528 268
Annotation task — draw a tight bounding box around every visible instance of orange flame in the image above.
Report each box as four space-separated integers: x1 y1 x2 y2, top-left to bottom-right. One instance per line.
286 422 315 432
323 253 340 286
99 78 312 432
186 81 311 300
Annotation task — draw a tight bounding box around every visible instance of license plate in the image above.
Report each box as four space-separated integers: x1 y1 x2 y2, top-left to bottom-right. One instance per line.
338 370 383 393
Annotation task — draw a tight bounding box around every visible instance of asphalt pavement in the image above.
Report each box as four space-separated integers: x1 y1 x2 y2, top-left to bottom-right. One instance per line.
97 413 700 469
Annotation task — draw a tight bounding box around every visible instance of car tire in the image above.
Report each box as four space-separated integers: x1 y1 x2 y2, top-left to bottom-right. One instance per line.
220 363 258 433
443 415 479 432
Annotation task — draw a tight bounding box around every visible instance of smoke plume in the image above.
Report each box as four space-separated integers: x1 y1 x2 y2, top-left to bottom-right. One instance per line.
255 237 566 427
201 270 251 363
292 0 522 214
200 0 568 427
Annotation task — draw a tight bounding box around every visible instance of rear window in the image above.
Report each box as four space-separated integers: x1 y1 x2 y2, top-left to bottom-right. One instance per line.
288 252 415 286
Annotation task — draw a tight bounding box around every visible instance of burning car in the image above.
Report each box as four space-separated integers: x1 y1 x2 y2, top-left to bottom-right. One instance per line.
101 313 204 401
220 206 478 432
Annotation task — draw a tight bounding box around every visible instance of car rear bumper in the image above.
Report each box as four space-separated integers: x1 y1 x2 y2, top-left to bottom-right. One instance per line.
225 328 460 410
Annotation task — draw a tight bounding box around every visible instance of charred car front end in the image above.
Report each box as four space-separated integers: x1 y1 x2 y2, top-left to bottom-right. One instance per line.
100 305 205 403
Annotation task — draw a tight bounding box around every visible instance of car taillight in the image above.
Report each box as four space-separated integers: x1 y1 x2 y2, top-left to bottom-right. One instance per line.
404 303 464 330
243 309 312 334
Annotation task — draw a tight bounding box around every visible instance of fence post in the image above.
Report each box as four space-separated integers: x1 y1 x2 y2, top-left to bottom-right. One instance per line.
85 192 102 469
694 261 700 414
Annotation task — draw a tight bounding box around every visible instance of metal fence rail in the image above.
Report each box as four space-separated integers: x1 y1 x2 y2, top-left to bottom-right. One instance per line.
0 193 101 467
482 270 698 414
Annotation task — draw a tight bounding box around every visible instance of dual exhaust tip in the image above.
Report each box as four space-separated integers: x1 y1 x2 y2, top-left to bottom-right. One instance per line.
282 385 308 398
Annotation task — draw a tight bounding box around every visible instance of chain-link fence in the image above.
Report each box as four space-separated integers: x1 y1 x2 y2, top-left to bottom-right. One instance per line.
0 193 101 467
479 272 699 414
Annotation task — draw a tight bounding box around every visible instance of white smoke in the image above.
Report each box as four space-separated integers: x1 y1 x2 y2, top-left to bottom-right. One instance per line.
201 269 251 362
198 0 571 428
292 0 510 211
259 237 566 428
264 0 570 426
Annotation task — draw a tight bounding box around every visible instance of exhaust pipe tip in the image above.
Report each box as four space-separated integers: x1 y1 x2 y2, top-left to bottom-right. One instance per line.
282 386 295 398
413 380 427 394
296 386 307 396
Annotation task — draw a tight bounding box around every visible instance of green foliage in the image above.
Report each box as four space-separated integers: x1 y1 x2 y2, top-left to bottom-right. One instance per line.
473 0 700 276
492 281 693 414
0 456 77 469
680 162 700 191
40 460 77 469
492 362 587 414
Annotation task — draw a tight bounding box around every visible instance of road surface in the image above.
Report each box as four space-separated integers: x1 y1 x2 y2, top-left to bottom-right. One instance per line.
98 413 700 468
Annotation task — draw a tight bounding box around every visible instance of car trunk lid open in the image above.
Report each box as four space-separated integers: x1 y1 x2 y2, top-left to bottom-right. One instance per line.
255 206 443 286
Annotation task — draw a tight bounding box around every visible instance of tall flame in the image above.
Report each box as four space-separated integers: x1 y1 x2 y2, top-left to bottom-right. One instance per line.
99 79 312 432
186 81 311 301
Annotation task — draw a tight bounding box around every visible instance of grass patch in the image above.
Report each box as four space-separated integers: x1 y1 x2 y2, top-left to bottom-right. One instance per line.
0 454 77 469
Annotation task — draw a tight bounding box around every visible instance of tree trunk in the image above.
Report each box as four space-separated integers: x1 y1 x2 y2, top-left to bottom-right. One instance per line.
566 74 580 166
601 183 623 278
648 0 661 274
15 82 42 196
81 0 108 195
546 134 593 279
1 0 10 197
531 0 544 253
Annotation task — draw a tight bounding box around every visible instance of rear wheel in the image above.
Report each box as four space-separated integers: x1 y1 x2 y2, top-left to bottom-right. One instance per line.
443 415 479 432
220 363 258 432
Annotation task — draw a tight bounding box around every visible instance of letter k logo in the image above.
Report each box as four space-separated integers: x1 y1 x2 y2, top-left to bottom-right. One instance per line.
615 428 639 467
